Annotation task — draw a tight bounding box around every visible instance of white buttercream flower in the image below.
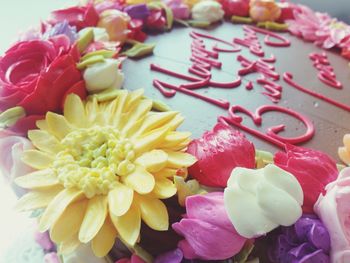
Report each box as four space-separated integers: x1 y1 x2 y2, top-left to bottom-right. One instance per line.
224 164 303 238
84 58 124 93
79 27 110 42
191 0 224 23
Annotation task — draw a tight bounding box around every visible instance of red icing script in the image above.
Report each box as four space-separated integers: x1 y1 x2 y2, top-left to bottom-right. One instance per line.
309 52 343 89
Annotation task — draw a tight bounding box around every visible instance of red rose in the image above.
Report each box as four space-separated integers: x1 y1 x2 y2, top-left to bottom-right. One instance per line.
187 123 255 187
274 144 338 213
128 19 148 42
49 4 99 31
145 10 167 31
220 0 250 17
0 35 86 133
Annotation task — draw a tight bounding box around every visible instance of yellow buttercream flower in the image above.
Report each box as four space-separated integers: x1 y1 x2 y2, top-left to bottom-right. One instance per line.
15 89 196 257
339 134 350 165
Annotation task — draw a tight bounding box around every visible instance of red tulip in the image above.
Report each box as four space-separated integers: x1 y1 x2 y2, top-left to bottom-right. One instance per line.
187 123 255 187
128 19 147 42
220 0 250 17
49 4 99 31
274 144 339 213
145 10 167 31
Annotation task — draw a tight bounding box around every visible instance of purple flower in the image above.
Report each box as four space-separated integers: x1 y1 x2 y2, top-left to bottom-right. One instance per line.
43 20 77 43
269 215 331 263
124 4 150 20
155 248 184 263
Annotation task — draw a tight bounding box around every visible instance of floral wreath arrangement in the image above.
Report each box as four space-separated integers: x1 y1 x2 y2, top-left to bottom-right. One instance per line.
1 0 350 263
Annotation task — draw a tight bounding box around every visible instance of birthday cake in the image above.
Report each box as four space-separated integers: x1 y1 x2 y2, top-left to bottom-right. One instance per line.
1 0 350 262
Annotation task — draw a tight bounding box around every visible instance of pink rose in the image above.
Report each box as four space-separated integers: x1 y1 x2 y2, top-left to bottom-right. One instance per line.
49 4 99 31
187 123 255 187
0 135 34 196
0 35 86 134
172 192 247 260
314 167 350 262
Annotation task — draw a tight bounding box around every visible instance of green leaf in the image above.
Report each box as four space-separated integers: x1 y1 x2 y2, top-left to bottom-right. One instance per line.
88 88 125 102
151 99 171 112
233 242 255 263
76 55 105 70
77 28 94 53
82 50 116 61
231 16 253 24
0 106 26 128
188 20 212 28
122 42 156 58
255 149 274 168
174 19 190 27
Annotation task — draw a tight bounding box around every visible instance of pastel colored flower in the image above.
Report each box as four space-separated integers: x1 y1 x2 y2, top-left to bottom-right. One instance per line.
249 0 281 22
49 4 99 31
191 0 225 24
187 123 255 187
127 19 147 42
314 167 350 263
338 134 350 164
274 144 338 213
43 21 78 44
154 248 183 263
145 10 167 31
317 21 350 49
224 164 303 238
34 230 55 251
124 4 150 20
0 35 86 122
268 215 331 263
15 90 196 257
219 0 250 18
0 135 34 196
98 10 130 42
95 0 123 14
173 192 247 260
163 0 190 20
83 58 124 93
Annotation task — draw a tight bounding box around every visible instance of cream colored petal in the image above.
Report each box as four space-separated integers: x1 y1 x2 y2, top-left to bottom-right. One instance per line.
161 132 192 148
108 183 133 217
50 200 88 243
22 150 54 169
166 151 197 169
15 185 63 211
120 99 152 131
91 217 117 257
111 90 128 127
36 119 50 132
122 117 145 138
28 130 63 154
133 126 169 155
124 89 145 112
162 114 184 131
79 196 108 243
153 177 177 199
64 94 87 128
39 189 84 232
59 235 81 255
110 202 140 246
46 112 73 140
15 169 58 190
339 147 350 164
162 139 191 152
137 195 169 231
85 98 102 125
134 150 168 173
123 165 155 194
153 168 178 178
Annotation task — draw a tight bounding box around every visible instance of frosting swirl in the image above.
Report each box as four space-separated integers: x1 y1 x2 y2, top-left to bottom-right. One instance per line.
224 164 303 238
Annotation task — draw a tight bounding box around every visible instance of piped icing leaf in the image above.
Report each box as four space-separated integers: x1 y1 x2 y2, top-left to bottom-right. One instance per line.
122 41 156 58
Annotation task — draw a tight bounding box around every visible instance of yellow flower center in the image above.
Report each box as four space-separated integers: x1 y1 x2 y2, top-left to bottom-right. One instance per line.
53 126 136 198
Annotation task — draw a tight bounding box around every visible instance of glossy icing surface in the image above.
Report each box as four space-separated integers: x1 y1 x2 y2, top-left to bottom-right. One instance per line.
123 22 350 159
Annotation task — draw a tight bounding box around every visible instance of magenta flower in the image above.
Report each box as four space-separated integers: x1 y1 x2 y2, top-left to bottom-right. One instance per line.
172 192 247 260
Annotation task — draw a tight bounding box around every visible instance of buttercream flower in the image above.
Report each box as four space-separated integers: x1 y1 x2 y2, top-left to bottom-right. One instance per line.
338 134 350 164
276 2 298 23
314 167 350 262
49 4 99 31
0 135 34 196
163 0 190 20
83 58 124 93
43 21 78 44
268 215 331 263
219 0 250 18
124 4 150 20
224 164 303 238
172 192 247 260
191 0 225 24
187 123 255 187
317 21 350 49
15 89 196 257
274 144 338 213
128 19 147 42
249 0 281 22
145 10 167 30
0 35 86 117
98 10 130 42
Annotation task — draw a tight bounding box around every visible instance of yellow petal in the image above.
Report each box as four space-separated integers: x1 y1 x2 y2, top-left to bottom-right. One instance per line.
59 235 81 255
111 90 128 127
91 217 117 257
123 165 155 194
174 176 206 207
28 130 63 154
339 147 350 164
166 151 197 169
162 114 184 131
85 97 103 125
110 203 141 246
108 183 134 217
120 99 152 132
79 196 108 243
133 126 169 155
137 195 169 231
134 150 168 173
161 132 192 148
15 185 63 211
39 189 84 232
36 119 50 132
153 168 178 178
153 177 177 199
64 94 87 128
15 169 58 190
124 89 145 112
133 111 178 138
50 200 88 243
22 150 54 169
46 112 72 140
